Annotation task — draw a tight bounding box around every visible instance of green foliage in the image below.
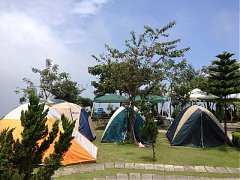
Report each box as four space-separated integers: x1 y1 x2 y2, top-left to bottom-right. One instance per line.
208 52 240 98
89 22 189 141
77 97 93 107
89 22 189 97
0 129 23 179
138 97 158 161
16 59 84 104
141 120 158 160
51 72 84 103
232 131 240 147
208 52 240 133
189 67 209 92
0 92 74 180
162 59 196 109
171 105 181 119
34 115 75 180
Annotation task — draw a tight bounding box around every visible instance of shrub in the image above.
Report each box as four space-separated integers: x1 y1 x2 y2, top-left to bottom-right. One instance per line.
232 131 240 147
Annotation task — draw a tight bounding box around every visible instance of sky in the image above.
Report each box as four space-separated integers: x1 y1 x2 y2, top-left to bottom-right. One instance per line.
0 0 239 116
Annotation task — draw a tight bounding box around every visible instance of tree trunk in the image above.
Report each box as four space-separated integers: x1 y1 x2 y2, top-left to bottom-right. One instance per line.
127 96 137 144
152 142 155 161
224 97 227 135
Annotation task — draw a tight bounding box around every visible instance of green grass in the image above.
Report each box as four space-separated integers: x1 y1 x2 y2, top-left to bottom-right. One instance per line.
56 169 239 180
94 130 240 167
56 130 240 179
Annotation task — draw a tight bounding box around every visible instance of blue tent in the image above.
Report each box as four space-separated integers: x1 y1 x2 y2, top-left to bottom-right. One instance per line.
79 109 96 141
101 106 144 143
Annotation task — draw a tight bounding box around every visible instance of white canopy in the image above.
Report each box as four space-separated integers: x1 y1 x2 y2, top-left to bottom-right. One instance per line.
189 88 218 101
227 93 240 100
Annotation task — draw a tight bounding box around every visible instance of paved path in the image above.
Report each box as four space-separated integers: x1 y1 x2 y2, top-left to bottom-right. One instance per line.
93 173 239 180
54 162 240 177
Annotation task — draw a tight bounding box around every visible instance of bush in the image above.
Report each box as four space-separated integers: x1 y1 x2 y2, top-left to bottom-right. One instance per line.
232 131 240 147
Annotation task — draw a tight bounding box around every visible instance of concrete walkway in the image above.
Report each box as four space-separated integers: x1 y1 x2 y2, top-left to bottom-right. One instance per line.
93 173 239 180
54 162 240 177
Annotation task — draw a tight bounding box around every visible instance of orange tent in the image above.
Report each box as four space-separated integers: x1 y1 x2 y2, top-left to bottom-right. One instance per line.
0 103 97 165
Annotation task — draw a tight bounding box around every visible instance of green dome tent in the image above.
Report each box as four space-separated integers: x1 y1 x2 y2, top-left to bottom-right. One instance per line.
166 105 230 147
101 106 144 143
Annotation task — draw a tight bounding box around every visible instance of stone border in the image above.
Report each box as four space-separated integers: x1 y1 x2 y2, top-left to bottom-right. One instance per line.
54 162 240 177
94 173 239 180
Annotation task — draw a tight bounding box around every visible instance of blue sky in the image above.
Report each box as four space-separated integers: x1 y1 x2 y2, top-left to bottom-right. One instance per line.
0 0 239 116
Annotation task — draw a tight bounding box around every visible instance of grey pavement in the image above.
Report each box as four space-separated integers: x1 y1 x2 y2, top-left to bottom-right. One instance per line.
53 162 240 178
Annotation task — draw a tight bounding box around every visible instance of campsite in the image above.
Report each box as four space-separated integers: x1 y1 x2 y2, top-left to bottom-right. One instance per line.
0 1 239 180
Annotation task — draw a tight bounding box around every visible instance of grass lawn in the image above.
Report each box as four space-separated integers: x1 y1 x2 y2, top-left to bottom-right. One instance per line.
94 130 240 167
56 130 239 179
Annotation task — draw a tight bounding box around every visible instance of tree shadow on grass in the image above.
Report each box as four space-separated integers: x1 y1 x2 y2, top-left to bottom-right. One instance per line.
125 152 134 155
140 156 155 162
203 145 240 152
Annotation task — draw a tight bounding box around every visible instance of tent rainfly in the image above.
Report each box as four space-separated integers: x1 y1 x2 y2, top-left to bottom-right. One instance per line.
101 106 144 143
51 102 96 141
166 105 230 147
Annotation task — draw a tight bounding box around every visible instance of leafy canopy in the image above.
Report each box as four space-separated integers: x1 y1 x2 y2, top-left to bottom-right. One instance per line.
15 59 90 106
89 21 190 99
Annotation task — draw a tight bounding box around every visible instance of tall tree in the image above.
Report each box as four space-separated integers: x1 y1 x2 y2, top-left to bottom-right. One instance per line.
0 92 75 180
16 59 85 104
161 59 196 112
208 52 240 134
89 22 189 142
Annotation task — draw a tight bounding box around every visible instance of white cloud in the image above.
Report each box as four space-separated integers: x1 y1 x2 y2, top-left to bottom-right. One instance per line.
0 0 112 116
0 11 74 116
0 12 69 73
72 0 109 15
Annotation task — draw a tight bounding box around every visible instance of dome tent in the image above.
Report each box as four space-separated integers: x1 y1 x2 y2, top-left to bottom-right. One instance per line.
51 102 96 141
166 105 229 147
0 103 97 165
101 106 144 143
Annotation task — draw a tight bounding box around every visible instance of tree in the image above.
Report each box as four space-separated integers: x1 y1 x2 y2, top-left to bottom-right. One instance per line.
0 92 75 180
89 22 189 142
208 52 240 134
16 59 85 104
161 59 196 112
77 97 93 108
139 97 158 161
